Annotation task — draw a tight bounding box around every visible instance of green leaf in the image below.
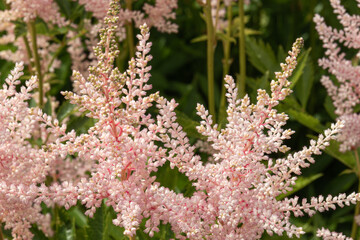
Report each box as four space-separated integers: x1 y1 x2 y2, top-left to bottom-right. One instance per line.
294 51 314 109
31 226 48 240
324 96 337 120
277 45 286 64
280 95 303 112
339 168 355 175
247 71 270 102
108 223 126 240
175 110 204 140
244 28 261 36
64 220 76 240
153 162 196 198
287 109 326 133
87 203 110 240
289 48 311 90
245 37 279 76
67 115 96 134
68 207 88 228
14 21 27 38
57 101 76 123
276 173 323 200
307 135 356 169
216 32 236 43
44 96 52 115
322 171 357 195
191 34 207 43
35 20 49 35
54 0 72 18
323 140 356 169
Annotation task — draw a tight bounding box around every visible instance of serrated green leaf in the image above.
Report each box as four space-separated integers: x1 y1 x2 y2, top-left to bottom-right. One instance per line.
54 0 72 18
175 110 204 140
87 203 110 240
294 49 314 109
57 101 76 123
289 48 311 89
245 37 279 76
31 226 48 240
35 21 49 35
14 21 27 38
276 173 323 200
108 223 126 240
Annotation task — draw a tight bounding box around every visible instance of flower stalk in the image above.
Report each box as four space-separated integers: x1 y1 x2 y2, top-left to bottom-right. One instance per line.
27 21 44 108
237 0 246 98
204 0 216 120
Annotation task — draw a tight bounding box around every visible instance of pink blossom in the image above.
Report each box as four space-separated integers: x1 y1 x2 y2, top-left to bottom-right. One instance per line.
314 0 360 151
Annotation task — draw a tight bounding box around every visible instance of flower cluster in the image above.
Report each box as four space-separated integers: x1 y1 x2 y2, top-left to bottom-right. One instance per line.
317 228 353 240
314 0 360 151
76 0 178 33
1 1 360 239
0 63 57 240
30 6 358 239
66 0 178 89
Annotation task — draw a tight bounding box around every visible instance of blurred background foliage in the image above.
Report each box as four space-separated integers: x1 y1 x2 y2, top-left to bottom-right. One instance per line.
1 0 360 239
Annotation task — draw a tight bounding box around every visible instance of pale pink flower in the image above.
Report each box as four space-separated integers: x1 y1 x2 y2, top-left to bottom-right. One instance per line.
5 0 65 25
0 62 57 240
314 0 360 151
317 227 353 240
40 16 356 238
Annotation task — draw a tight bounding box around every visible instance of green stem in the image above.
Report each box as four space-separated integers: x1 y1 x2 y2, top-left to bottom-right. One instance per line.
204 0 216 120
125 0 135 59
351 149 360 239
27 21 44 108
22 36 34 74
219 3 233 123
237 0 246 98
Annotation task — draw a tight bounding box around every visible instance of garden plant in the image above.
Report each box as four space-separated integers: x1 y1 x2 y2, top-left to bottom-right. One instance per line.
1 0 360 239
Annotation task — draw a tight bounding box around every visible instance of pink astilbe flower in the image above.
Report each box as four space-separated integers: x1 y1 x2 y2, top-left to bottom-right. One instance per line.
317 227 353 240
3 1 359 239
68 0 177 88
5 0 65 25
0 1 64 107
28 2 358 238
75 0 178 32
0 62 58 240
314 0 360 151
